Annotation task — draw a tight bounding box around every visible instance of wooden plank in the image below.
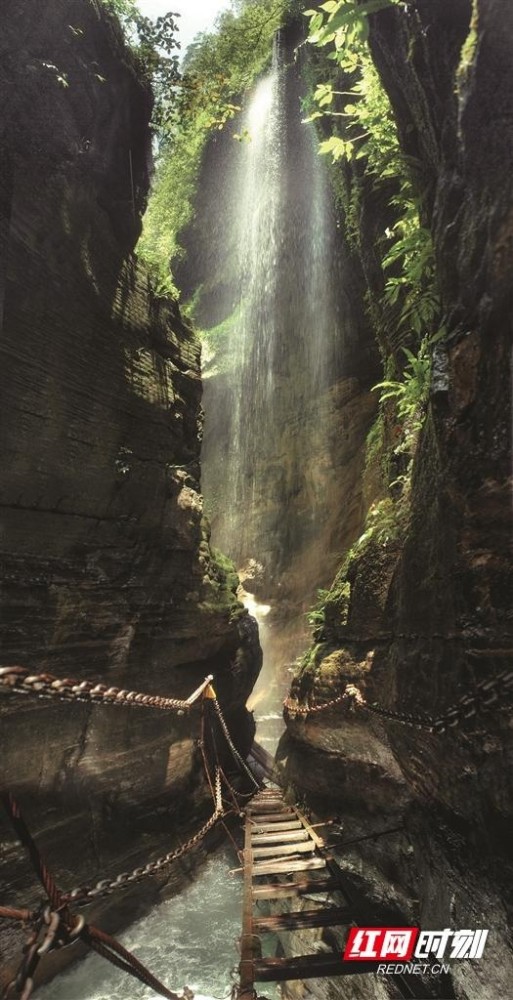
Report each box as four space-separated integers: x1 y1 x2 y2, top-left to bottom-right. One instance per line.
248 811 295 823
185 674 214 705
251 830 309 846
252 876 343 900
248 795 287 805
251 821 302 833
252 840 316 859
253 906 353 933
293 806 327 849
254 954 373 982
252 857 326 877
248 801 287 812
249 743 276 778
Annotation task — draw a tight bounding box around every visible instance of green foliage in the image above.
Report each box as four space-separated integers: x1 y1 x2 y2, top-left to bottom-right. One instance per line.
374 344 430 415
101 0 139 16
371 328 445 461
100 2 181 121
457 0 479 91
305 589 331 628
303 492 403 640
305 0 399 55
138 0 289 291
355 496 402 547
304 0 441 363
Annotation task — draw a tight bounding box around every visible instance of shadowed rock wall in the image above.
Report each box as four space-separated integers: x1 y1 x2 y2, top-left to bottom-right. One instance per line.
0 0 260 985
281 3 513 998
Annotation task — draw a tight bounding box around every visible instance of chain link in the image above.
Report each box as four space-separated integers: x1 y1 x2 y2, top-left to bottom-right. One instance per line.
284 668 513 735
211 699 260 790
62 768 225 905
0 666 211 714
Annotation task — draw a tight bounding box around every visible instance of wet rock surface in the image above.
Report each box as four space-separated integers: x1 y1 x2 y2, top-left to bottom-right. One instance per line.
0 0 260 985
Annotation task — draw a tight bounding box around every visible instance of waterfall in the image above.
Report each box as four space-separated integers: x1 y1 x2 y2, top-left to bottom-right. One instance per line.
201 38 344 599
227 43 284 534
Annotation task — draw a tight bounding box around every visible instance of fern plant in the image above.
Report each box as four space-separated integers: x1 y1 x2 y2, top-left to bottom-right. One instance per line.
304 0 441 364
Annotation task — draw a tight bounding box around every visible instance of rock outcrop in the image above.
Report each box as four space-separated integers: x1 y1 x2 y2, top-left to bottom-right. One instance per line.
0 0 260 986
281 2 513 998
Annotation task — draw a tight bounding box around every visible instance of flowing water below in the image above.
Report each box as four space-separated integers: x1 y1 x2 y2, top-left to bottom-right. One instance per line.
37 597 291 1000
38 850 249 1000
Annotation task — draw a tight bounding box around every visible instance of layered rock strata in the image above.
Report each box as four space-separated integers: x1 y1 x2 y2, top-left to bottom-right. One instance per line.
0 0 260 986
281 2 513 998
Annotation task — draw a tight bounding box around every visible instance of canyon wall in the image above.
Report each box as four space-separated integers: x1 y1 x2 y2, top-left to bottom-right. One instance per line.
281 2 513 998
0 0 259 985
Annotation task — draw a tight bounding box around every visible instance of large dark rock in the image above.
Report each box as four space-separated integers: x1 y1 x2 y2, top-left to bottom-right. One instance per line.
0 0 260 986
282 3 513 998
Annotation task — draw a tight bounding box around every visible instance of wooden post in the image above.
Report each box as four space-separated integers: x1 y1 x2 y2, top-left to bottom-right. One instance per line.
238 812 256 997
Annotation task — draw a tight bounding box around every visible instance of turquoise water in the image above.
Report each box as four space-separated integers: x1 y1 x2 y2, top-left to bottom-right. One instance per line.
38 850 245 1000
36 609 292 1000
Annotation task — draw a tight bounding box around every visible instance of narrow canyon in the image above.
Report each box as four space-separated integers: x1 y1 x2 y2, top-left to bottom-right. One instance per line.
0 1 511 999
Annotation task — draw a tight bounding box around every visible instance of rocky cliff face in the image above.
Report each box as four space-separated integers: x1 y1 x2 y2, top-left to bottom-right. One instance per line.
0 0 259 985
281 2 513 998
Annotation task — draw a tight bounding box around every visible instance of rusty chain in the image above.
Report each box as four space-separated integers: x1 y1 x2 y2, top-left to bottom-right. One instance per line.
5 905 86 1000
211 698 260 790
0 666 213 714
61 768 224 905
0 673 252 910
284 667 513 734
0 676 254 998
1 793 192 1000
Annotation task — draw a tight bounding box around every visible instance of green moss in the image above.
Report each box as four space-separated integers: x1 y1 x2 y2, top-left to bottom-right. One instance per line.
365 412 384 468
457 0 479 91
208 546 240 597
137 0 291 290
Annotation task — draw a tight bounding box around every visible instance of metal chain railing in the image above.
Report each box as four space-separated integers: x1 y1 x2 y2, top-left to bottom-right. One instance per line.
0 793 192 1000
0 673 259 997
284 667 513 735
211 698 260 790
63 768 224 906
0 667 214 714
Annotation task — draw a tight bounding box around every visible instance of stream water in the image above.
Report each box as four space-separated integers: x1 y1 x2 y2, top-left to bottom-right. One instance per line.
38 849 244 1000
38 601 286 1000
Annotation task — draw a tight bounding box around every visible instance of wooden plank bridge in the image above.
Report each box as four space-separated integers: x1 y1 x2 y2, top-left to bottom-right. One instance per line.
237 785 372 995
236 781 434 1000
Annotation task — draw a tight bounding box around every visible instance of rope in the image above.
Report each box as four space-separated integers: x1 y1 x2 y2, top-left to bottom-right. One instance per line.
0 667 213 714
0 906 34 923
84 925 192 1000
0 795 194 1000
284 667 513 735
1 793 63 911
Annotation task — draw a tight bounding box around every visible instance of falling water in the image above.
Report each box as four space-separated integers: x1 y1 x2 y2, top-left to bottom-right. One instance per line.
228 44 284 524
202 39 343 592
